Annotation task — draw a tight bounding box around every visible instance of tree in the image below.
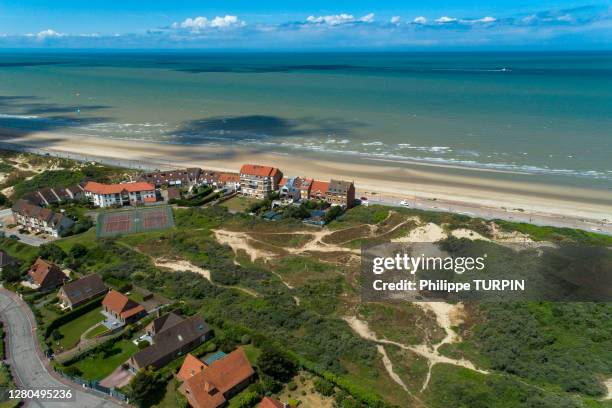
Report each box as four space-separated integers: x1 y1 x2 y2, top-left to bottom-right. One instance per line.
69 243 88 259
129 368 163 408
1 264 22 283
62 366 82 377
324 206 343 223
0 192 8 206
257 346 297 383
38 243 67 263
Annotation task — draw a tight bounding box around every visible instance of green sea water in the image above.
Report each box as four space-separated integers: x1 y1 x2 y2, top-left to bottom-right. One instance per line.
0 51 610 188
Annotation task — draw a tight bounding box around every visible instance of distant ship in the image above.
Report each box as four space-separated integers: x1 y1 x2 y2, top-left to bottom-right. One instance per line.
500 67 512 72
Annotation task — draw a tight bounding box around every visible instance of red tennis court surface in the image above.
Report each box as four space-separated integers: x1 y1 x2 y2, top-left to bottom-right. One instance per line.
96 206 174 237
143 210 168 229
103 214 131 234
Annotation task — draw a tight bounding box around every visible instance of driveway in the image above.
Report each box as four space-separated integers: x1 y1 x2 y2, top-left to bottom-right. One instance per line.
0 288 123 407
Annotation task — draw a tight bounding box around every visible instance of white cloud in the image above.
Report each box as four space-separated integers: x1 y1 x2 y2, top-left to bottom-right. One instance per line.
173 15 245 30
36 29 64 39
391 16 401 25
436 16 458 23
413 16 428 24
474 16 497 23
306 13 374 25
360 13 375 23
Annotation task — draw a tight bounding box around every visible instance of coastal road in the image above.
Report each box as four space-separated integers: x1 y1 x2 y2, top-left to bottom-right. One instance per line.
0 288 123 408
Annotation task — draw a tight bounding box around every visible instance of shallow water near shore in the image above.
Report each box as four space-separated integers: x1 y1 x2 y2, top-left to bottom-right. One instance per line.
0 51 610 189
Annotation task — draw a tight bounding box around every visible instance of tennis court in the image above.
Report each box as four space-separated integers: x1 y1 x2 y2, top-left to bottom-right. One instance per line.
97 206 174 237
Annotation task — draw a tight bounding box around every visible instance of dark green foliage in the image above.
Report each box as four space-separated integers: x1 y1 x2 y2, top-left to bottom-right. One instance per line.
38 243 67 263
314 378 335 396
257 346 297 383
235 391 260 408
282 203 311 220
324 205 343 223
61 365 82 377
129 368 165 408
0 264 23 283
425 364 584 408
0 192 8 206
69 244 88 259
474 302 611 396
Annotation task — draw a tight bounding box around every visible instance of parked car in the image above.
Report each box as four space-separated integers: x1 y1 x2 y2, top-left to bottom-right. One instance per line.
8 234 19 240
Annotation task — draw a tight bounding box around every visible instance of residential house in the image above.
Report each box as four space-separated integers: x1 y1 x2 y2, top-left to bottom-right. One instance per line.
239 164 283 199
58 273 107 309
84 181 156 208
298 178 313 201
11 200 74 237
217 173 241 191
325 179 355 208
20 184 85 207
141 168 203 187
127 312 212 371
309 180 329 200
0 251 19 273
27 258 67 291
177 353 207 382
259 397 286 408
102 290 146 325
279 177 302 201
178 347 255 408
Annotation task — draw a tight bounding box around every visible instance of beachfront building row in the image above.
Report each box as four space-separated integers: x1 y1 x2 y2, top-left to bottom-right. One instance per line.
11 199 75 237
83 181 156 208
239 164 284 199
140 168 203 187
279 177 355 208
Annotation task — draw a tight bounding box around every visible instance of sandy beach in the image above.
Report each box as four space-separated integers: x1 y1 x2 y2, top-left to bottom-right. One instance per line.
1 129 611 226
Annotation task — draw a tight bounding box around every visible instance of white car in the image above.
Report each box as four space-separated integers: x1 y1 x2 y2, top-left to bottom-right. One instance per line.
400 200 410 207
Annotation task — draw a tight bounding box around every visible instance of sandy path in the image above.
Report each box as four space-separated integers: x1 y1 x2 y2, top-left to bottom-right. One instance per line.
344 308 487 393
603 378 612 400
377 345 410 393
154 258 211 281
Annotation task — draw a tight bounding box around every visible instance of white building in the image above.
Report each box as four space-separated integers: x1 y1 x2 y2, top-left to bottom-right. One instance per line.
11 200 74 237
239 164 283 199
83 181 156 208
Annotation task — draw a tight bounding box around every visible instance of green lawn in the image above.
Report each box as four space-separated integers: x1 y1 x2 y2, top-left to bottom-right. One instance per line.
68 339 138 381
84 324 108 340
242 344 261 365
219 196 258 213
55 307 104 351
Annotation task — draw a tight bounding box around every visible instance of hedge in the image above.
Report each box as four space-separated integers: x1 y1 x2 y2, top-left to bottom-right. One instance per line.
44 297 103 338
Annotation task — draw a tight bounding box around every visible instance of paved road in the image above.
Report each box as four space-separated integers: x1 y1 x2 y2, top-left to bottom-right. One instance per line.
0 288 122 408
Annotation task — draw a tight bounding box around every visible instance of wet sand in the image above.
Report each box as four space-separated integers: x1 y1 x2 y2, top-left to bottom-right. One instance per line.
1 129 611 224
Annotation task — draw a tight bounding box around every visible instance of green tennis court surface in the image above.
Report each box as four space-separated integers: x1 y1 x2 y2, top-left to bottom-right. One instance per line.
96 206 174 237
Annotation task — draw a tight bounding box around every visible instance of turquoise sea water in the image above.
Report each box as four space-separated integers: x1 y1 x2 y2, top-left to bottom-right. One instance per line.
0 51 610 187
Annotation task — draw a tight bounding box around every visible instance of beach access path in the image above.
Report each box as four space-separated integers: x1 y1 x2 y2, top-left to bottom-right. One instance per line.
0 287 124 408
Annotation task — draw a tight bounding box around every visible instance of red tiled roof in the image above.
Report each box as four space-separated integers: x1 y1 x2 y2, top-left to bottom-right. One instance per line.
259 397 285 408
239 164 279 178
310 180 330 195
177 353 207 382
28 258 66 287
218 173 240 183
179 347 255 408
102 290 144 318
84 181 155 195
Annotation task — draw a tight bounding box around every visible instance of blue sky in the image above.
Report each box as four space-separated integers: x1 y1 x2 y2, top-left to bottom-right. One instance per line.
0 0 610 49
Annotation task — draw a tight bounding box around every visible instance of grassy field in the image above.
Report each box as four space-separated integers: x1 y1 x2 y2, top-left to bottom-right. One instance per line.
68 339 138 381
55 307 104 351
219 196 258 213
